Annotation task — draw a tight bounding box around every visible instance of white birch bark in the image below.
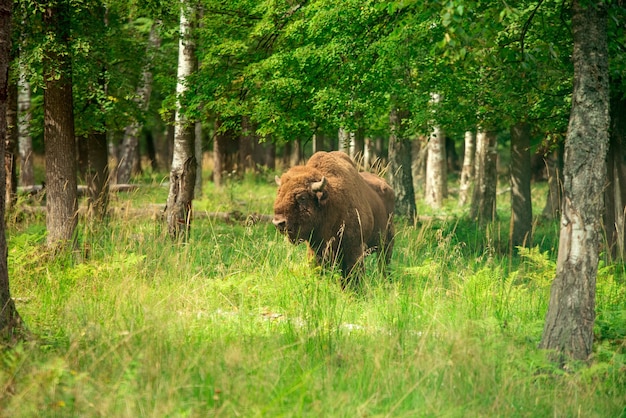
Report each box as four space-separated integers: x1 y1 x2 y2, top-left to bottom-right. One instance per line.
338 127 350 154
458 130 475 206
425 93 446 208
165 0 197 239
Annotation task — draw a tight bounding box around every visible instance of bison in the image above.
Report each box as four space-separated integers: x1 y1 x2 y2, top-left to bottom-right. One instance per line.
272 151 395 282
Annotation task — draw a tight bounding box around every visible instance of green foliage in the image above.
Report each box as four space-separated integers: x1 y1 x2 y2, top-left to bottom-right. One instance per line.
2 177 625 416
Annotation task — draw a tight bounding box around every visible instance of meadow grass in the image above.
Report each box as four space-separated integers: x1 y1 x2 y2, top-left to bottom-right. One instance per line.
1 172 625 417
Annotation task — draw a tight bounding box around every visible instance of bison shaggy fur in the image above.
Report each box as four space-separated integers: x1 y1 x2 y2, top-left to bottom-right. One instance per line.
273 151 395 281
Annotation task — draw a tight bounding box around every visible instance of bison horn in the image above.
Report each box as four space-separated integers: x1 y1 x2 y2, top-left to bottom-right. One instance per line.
310 176 327 192
275 175 282 186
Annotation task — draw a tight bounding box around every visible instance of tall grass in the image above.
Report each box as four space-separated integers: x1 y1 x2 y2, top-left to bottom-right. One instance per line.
1 174 625 417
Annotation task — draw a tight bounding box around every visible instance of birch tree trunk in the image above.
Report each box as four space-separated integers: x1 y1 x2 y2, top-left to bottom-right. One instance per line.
424 125 446 207
17 65 33 187
388 105 415 222
509 122 533 251
117 22 161 184
539 0 609 363
43 0 78 249
338 127 351 154
0 0 23 341
165 0 197 239
470 130 498 225
363 137 374 169
458 131 475 206
425 93 447 207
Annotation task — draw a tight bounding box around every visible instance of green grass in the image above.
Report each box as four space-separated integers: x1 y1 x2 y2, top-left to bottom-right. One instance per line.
2 173 625 417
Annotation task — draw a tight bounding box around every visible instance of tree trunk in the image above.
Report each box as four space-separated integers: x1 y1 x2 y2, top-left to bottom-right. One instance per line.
289 139 301 167
541 143 564 219
313 134 325 154
539 0 609 363
603 84 626 261
239 116 256 174
194 121 203 197
425 125 447 208
363 137 375 169
338 127 350 154
85 132 110 221
117 22 161 184
5 78 17 208
351 124 365 161
509 122 533 250
458 131 475 206
470 130 498 225
388 105 415 222
17 67 34 187
411 136 428 195
213 119 225 187
0 0 23 341
43 0 78 249
165 0 197 239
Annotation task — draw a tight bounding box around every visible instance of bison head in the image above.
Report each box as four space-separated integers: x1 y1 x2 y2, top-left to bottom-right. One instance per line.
272 171 328 244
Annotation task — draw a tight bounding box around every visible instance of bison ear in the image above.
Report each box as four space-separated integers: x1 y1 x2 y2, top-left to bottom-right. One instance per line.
315 190 329 206
275 175 282 186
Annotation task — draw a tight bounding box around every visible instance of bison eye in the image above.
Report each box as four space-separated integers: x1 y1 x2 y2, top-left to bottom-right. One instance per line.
296 194 309 205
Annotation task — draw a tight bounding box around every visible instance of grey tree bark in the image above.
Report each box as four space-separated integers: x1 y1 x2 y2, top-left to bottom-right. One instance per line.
17 65 33 187
165 1 197 239
539 0 609 363
388 105 415 222
509 122 533 250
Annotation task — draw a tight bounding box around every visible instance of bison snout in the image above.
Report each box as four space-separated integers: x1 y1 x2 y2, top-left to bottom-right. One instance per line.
272 216 287 233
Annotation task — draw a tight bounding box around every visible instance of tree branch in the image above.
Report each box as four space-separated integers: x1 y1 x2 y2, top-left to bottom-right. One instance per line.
520 0 545 58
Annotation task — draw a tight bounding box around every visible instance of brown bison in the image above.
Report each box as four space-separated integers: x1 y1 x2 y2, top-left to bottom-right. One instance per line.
272 151 395 281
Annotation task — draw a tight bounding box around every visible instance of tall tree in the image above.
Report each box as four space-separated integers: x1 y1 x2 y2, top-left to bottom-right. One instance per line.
425 94 447 208
509 121 533 250
388 104 416 222
165 0 197 239
541 142 564 219
0 0 23 341
539 0 609 363
17 65 33 187
470 130 498 225
458 130 475 206
42 0 78 248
